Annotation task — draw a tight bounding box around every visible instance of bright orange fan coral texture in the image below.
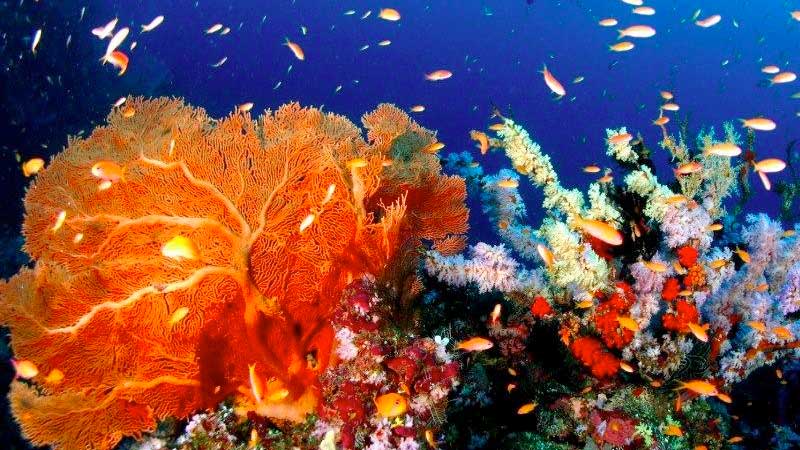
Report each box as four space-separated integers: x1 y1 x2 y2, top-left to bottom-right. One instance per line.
0 97 467 450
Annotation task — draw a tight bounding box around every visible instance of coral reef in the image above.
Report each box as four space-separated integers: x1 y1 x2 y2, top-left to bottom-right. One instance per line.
0 97 467 450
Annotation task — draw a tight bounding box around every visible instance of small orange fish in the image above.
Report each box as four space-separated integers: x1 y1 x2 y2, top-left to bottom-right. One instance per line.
576 300 594 309
747 321 766 332
508 368 518 376
708 258 728 269
517 402 537 415
650 380 663 388
409 105 425 113
660 90 674 100
375 392 408 417
643 260 667 272
619 361 634 373
238 102 254 112
598 18 618 27
169 306 190 326
106 50 129 75
707 223 724 231
422 141 445 154
51 210 67 232
488 123 504 131
377 39 391 46
12 359 39 379
757 170 772 191
664 424 683 437
633 6 656 16
716 392 732 404
541 64 566 97
347 158 368 169
425 429 438 448
678 290 693 297
617 316 640 332
425 69 453 81
299 213 315 233
741 117 776 131
618 25 656 39
762 65 781 74
677 379 718 396
687 323 709 342
248 363 264 403
284 38 305 61
728 436 744 444
673 261 688 275
735 248 750 263
611 41 635 51
497 178 519 189
665 195 688 205
583 165 601 173
753 158 787 173
654 116 670 126
457 337 494 352
91 160 125 182
507 383 518 393
490 303 502 326
161 235 198 260
470 130 490 155
44 368 64 384
122 105 136 118
537 244 555 267
773 326 794 340
675 161 702 175
574 217 623 245
598 174 614 183
609 133 633 145
704 142 741 157
662 102 680 111
378 8 401 21
777 369 783 379
771 72 797 84
22 157 45 177
784 229 796 237
695 14 722 28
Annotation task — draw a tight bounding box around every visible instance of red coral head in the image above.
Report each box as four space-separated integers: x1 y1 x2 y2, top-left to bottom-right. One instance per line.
662 277 681 302
676 245 699 267
531 296 555 318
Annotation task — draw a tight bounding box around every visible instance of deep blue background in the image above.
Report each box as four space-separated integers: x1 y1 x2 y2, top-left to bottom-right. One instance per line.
2 0 800 237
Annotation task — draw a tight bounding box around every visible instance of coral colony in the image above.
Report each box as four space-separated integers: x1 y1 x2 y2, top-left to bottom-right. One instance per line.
1 97 799 449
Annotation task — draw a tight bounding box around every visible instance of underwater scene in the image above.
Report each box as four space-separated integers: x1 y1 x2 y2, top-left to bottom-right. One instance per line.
1 0 800 449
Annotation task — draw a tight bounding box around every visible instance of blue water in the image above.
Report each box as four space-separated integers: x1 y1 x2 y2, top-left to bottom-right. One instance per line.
3 0 799 242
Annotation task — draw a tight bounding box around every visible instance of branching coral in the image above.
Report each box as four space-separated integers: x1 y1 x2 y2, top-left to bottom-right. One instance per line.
0 97 468 450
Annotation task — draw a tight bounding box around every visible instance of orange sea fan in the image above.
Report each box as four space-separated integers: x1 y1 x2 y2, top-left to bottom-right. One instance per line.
0 97 468 450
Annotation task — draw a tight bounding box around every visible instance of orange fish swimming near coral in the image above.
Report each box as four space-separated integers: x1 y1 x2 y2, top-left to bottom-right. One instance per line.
374 393 408 417
457 337 494 352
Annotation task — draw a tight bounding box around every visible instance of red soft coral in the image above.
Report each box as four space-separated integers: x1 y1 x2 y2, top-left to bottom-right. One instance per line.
662 277 681 302
592 282 636 349
570 337 620 379
676 245 699 267
531 295 555 318
662 300 700 333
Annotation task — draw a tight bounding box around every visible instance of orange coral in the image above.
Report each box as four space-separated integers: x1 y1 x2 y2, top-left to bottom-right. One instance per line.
0 98 467 450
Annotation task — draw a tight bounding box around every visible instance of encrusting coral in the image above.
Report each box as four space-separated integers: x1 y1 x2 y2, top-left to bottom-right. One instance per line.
0 97 468 450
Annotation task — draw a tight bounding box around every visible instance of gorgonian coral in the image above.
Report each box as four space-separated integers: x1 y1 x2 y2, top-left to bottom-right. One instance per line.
0 97 467 450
